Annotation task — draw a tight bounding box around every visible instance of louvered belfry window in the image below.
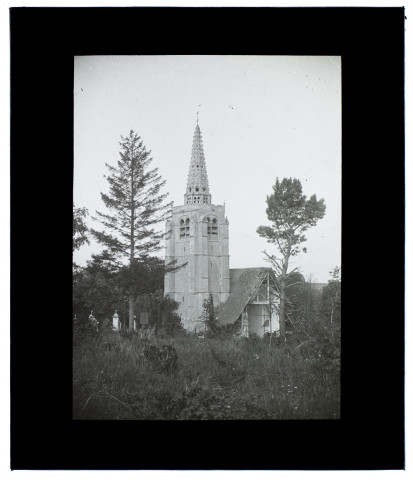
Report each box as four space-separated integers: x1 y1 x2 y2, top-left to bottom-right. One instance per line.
180 218 190 237
206 217 218 237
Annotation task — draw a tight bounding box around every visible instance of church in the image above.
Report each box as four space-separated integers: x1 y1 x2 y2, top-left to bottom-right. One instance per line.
164 122 279 337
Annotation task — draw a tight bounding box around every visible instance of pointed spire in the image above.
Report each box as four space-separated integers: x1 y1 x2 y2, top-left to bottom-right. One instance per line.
185 122 212 205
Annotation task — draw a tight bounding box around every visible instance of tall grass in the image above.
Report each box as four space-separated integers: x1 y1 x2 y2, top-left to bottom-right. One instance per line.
73 331 340 420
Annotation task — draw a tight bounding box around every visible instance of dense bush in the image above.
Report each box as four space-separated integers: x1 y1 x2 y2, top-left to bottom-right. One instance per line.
200 294 218 336
73 333 340 420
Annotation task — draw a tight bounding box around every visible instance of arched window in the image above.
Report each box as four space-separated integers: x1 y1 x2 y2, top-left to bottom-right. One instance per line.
206 217 218 237
205 217 211 235
180 218 190 237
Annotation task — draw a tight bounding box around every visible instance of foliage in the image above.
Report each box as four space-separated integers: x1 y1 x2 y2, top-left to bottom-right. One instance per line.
73 250 126 324
133 291 184 335
73 334 340 420
73 250 183 334
117 256 166 297
160 296 185 336
73 312 98 344
200 294 218 336
280 268 341 384
91 130 172 330
257 177 326 343
284 273 319 335
321 266 341 325
73 204 90 252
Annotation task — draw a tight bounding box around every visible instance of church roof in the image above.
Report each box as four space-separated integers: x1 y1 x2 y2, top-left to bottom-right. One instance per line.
216 267 273 325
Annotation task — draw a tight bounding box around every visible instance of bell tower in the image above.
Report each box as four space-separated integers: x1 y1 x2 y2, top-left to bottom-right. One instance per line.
165 121 230 331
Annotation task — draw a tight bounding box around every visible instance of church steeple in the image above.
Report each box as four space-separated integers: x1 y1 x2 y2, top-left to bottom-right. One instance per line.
185 123 212 205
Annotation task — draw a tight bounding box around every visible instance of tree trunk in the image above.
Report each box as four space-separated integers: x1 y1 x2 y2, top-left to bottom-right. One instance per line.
129 240 135 330
330 287 339 341
129 287 134 331
278 240 291 345
129 237 135 330
279 279 286 344
129 158 135 331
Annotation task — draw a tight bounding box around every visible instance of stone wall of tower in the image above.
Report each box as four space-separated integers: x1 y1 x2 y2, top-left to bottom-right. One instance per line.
164 203 230 331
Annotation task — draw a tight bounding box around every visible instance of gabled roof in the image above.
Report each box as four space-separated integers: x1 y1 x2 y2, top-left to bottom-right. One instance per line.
216 267 273 325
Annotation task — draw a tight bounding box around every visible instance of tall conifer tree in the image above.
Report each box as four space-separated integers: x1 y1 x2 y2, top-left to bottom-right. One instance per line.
91 130 172 330
257 178 326 343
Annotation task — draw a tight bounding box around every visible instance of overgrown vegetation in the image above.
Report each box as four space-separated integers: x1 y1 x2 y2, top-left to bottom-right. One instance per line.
73 303 340 420
73 204 90 253
200 294 218 336
73 252 184 335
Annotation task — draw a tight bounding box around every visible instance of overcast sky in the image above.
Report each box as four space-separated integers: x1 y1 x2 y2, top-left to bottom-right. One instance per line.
74 55 341 283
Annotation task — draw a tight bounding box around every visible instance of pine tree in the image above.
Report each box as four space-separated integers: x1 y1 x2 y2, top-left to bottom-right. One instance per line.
91 130 172 330
257 178 326 344
73 204 90 252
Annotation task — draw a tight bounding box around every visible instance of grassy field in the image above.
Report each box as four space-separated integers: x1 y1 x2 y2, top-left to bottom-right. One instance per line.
73 330 340 420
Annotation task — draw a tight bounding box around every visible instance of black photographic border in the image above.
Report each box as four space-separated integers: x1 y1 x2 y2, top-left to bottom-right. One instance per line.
10 6 405 470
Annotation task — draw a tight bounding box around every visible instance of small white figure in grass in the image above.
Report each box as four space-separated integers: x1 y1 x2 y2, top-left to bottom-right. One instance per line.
112 310 119 331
